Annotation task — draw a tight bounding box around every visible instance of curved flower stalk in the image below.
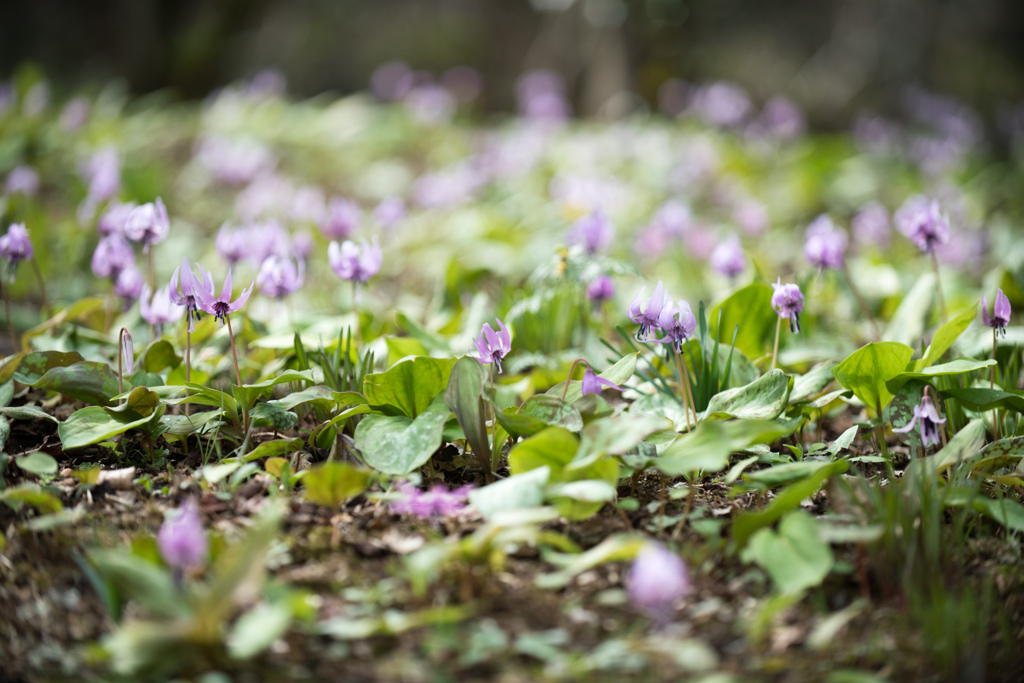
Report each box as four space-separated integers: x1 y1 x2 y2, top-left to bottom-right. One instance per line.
658 300 699 429
471 318 512 374
982 289 1012 436
560 358 624 400
770 279 804 370
895 195 951 321
169 257 214 387
627 543 691 626
196 268 255 386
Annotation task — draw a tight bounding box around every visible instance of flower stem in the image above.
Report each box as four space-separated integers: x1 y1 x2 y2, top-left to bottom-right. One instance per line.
841 262 879 341
562 358 586 400
147 247 156 293
184 329 192 417
680 346 699 427
929 248 947 323
1 279 16 352
771 316 783 371
226 315 243 386
990 329 1000 440
672 346 692 431
875 398 896 482
30 258 49 320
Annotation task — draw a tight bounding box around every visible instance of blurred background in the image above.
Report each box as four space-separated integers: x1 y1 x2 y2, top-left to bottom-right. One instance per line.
2 0 1023 132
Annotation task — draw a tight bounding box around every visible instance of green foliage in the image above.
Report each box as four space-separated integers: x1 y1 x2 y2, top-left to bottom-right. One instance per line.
832 341 914 412
362 355 456 418
302 461 370 507
354 396 451 475
742 510 833 594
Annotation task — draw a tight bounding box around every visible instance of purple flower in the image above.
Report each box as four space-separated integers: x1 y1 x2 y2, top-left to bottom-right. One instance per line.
894 195 949 253
390 481 473 519
471 318 512 374
893 392 947 447
194 136 275 186
91 234 135 279
690 81 751 128
581 366 623 396
771 279 805 333
710 234 745 278
290 185 327 225
82 148 120 204
851 201 890 248
169 257 215 333
373 197 406 229
215 223 249 266
97 201 135 237
371 61 414 102
120 328 135 376
157 499 208 573
404 84 456 125
257 255 305 299
140 284 183 338
245 220 292 265
627 543 691 623
60 96 90 131
733 198 769 235
5 165 39 196
123 198 169 252
628 281 669 342
196 268 254 326
586 275 615 307
320 197 361 240
804 214 848 270
114 265 144 310
982 289 1011 338
760 96 806 140
566 210 614 255
328 237 382 284
657 300 697 353
0 223 34 281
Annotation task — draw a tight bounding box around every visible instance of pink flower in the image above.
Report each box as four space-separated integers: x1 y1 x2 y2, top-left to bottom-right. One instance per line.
627 543 691 623
471 318 512 374
390 482 473 518
157 499 208 573
771 279 805 333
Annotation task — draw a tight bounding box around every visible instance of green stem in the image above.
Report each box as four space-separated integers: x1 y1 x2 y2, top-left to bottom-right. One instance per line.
771 316 783 371
672 345 693 431
2 279 16 352
991 330 1000 440
929 248 947 323
875 399 895 482
226 315 243 386
30 258 49 320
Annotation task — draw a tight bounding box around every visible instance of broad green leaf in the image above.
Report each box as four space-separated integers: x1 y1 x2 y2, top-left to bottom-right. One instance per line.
939 387 1024 414
139 339 181 373
884 380 928 448
267 385 335 413
657 419 799 477
832 341 914 412
386 336 429 366
496 394 582 438
570 413 673 470
86 550 189 620
233 370 317 412
15 452 58 475
20 297 105 351
13 350 86 386
249 402 298 431
535 534 645 589
303 461 370 507
703 369 793 420
168 382 239 418
362 356 456 418
881 273 934 347
708 281 776 360
0 414 8 452
969 436 1024 475
0 483 62 513
914 302 978 370
468 467 549 518
0 353 26 385
58 406 159 449
545 479 616 503
741 460 838 490
233 438 304 463
227 601 294 659
444 356 490 464
0 379 13 407
202 462 241 485
355 396 450 475
550 353 637 404
827 425 859 457
160 410 225 436
790 361 839 404
31 361 122 406
944 489 1024 534
886 358 996 394
109 386 162 417
731 460 849 549
742 510 833 594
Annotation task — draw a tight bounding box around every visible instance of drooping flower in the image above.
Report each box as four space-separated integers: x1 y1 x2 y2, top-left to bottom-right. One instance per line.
627 543 691 623
157 498 208 574
581 366 624 396
120 328 135 377
390 481 474 519
5 165 39 196
893 392 947 447
471 318 512 374
82 147 120 204
320 197 361 240
851 201 890 248
169 257 215 333
97 201 136 237
566 210 614 255
214 223 249 266
894 195 949 253
373 196 406 229
328 237 382 284
0 223 34 281
803 214 848 270
140 284 183 338
114 265 144 310
196 268 254 326
586 274 615 307
982 289 1011 338
257 255 305 299
91 234 135 279
123 198 169 252
771 279 805 333
657 300 697 353
628 280 670 342
709 234 745 278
